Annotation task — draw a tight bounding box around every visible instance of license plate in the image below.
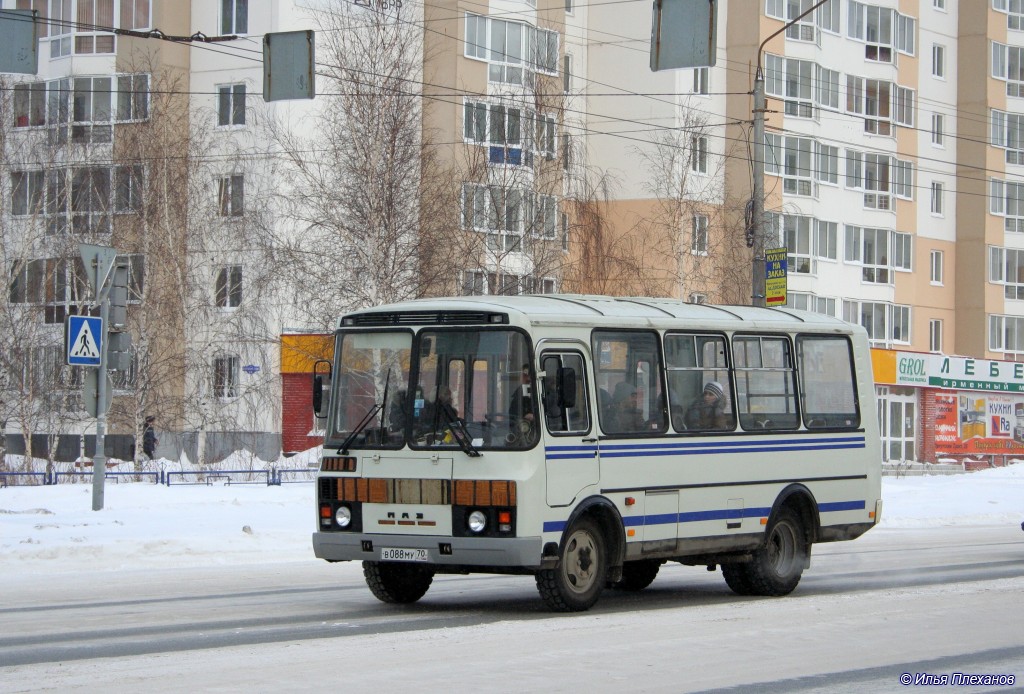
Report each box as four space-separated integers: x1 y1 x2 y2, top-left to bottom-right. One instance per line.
380 547 430 562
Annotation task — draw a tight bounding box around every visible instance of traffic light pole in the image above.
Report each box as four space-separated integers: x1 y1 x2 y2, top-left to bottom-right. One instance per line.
92 295 109 511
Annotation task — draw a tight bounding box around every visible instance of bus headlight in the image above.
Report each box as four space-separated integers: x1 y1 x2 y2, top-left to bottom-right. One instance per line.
468 510 487 533
335 506 352 528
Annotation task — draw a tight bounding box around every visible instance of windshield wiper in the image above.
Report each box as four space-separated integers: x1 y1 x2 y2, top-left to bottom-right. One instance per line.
338 370 391 455
437 402 480 458
337 403 381 456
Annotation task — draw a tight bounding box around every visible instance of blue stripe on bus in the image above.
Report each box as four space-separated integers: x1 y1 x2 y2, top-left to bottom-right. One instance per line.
544 437 866 461
544 500 865 534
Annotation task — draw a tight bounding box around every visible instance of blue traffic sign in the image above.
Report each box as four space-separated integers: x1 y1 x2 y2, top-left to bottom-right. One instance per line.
66 315 103 366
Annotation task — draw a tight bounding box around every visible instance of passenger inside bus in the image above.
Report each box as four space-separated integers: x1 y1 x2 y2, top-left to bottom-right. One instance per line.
608 381 646 433
685 380 730 430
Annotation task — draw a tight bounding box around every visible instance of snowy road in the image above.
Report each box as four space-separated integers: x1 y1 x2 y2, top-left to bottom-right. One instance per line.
4 524 1023 692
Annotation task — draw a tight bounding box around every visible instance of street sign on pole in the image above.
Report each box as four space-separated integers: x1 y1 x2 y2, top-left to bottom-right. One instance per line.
66 315 103 366
263 30 315 101
82 368 113 418
79 244 117 300
650 0 717 71
0 9 39 75
765 247 788 307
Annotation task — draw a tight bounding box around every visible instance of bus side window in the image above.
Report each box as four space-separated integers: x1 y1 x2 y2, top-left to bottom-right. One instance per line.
541 352 591 435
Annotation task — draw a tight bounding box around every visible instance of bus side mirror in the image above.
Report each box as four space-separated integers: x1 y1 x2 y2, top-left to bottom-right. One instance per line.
312 359 332 422
559 367 577 409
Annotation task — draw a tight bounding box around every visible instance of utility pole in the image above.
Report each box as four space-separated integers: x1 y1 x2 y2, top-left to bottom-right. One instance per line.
750 0 828 307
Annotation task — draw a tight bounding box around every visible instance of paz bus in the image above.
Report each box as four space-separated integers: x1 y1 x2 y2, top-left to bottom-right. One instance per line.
311 295 882 611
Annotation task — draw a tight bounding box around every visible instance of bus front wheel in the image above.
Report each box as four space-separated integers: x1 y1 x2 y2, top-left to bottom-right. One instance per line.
737 507 807 597
363 561 434 604
536 517 607 611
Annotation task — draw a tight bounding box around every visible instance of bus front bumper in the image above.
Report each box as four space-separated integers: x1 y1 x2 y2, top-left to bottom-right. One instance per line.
313 532 544 568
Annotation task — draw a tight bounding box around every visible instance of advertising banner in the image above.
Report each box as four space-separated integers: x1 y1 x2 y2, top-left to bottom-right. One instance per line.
934 392 1024 455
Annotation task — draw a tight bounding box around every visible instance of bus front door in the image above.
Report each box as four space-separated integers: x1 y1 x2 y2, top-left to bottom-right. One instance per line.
541 350 599 507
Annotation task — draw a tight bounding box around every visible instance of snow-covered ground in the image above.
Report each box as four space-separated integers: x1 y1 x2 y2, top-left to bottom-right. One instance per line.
2 458 1023 572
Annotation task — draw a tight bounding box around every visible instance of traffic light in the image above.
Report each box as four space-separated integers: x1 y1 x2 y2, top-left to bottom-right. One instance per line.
106 260 132 372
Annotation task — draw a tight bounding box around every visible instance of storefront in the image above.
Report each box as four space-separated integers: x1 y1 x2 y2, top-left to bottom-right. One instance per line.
873 349 1024 467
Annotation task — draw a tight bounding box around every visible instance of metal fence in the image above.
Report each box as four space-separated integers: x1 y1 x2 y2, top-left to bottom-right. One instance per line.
1 466 315 487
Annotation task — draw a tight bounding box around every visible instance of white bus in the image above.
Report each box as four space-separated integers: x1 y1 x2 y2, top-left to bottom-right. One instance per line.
311 295 882 611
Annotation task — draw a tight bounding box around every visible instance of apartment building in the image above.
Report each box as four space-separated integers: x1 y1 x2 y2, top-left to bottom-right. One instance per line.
8 0 1024 467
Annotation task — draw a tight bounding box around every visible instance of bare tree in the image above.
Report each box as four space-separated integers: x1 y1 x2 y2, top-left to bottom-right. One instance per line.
260 1 457 329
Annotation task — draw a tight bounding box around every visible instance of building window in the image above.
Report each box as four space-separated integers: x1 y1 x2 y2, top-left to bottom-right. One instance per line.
463 14 558 83
994 0 1024 30
213 354 240 399
894 159 914 200
845 226 892 284
814 142 839 185
8 257 90 324
992 41 1024 96
461 270 554 296
846 149 894 210
75 0 115 54
10 171 44 216
843 300 911 346
989 246 1024 300
222 0 248 35
766 54 813 117
114 165 144 213
930 250 944 285
563 54 572 93
460 183 548 251
931 181 944 216
846 75 892 135
933 0 945 9
990 178 1024 232
691 214 708 255
788 292 837 316
989 314 1024 353
117 74 150 121
929 320 943 353
991 109 1024 164
932 44 945 78
931 113 944 146
814 65 840 110
693 67 709 95
893 232 912 272
691 135 708 174
765 134 813 195
218 84 246 127
688 292 707 304
784 215 814 274
893 86 915 128
121 0 152 30
216 265 242 308
218 174 244 217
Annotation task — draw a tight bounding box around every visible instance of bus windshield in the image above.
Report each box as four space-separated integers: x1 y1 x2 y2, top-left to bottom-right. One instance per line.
332 331 412 448
410 329 534 451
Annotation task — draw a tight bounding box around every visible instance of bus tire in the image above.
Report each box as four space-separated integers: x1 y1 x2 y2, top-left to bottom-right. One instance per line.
362 561 434 604
721 563 756 596
744 507 807 596
612 559 661 591
536 517 607 611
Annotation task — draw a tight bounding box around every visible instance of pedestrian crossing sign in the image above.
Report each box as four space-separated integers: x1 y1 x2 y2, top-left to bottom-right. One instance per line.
66 315 103 366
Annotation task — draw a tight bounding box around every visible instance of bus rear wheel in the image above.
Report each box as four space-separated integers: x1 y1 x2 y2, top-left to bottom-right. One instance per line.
536 517 607 611
612 559 661 591
363 561 435 604
742 508 807 597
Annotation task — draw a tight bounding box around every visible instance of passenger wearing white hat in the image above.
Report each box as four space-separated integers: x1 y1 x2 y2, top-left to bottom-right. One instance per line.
685 380 729 430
